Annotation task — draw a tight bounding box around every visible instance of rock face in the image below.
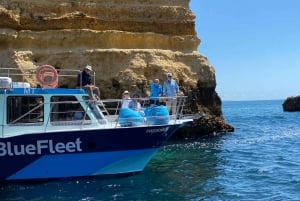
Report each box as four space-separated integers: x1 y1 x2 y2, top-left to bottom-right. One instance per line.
0 0 233 137
282 96 300 112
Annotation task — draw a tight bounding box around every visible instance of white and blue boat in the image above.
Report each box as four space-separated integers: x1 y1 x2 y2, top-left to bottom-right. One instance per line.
0 66 195 181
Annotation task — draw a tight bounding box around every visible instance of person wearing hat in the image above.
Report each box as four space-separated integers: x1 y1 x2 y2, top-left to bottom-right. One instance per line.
121 90 131 108
163 72 179 115
77 65 100 100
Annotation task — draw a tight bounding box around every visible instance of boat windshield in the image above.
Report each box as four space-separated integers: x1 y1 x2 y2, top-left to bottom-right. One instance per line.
83 96 103 120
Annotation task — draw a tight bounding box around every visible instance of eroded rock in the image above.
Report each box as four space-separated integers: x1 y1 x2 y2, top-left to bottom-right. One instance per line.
0 0 234 136
283 96 300 112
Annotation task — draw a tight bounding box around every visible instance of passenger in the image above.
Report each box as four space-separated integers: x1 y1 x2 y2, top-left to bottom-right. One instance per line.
73 110 83 120
128 92 145 116
73 105 84 120
122 90 131 108
163 72 179 115
77 65 100 101
149 78 162 105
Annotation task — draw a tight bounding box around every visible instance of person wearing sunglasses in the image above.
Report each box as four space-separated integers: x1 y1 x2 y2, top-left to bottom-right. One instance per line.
163 72 179 115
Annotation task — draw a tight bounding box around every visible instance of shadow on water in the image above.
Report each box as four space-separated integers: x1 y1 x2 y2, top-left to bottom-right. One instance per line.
0 137 225 201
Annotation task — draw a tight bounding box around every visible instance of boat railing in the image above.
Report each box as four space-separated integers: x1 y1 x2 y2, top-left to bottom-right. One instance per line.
0 67 96 88
0 67 36 78
99 95 189 126
4 96 187 128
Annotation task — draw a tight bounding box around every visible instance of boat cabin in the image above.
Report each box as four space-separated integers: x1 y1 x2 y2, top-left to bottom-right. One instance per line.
0 67 107 138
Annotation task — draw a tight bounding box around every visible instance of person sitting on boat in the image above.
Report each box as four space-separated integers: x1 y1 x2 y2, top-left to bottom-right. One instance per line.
128 92 145 116
71 103 84 120
73 109 84 120
77 65 100 101
122 90 131 108
149 78 162 105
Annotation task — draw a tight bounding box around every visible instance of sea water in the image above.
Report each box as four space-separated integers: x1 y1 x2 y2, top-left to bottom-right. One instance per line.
1 100 300 201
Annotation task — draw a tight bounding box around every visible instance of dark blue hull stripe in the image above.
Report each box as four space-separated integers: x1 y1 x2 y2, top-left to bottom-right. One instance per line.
7 148 158 180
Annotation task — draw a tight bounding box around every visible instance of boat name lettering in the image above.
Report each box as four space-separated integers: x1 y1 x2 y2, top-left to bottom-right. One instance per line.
0 138 82 157
146 127 168 134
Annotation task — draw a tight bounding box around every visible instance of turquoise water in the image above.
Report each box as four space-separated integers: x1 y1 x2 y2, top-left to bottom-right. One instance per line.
1 100 300 200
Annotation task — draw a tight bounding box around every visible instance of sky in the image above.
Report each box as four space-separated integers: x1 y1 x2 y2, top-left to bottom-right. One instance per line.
190 0 300 101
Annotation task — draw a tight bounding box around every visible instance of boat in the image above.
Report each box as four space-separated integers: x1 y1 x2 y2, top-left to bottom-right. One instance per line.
0 65 196 182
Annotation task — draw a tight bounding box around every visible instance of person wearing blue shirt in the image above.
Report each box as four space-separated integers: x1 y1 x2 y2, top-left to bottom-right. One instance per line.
73 105 84 120
163 72 179 115
73 110 83 120
149 79 162 105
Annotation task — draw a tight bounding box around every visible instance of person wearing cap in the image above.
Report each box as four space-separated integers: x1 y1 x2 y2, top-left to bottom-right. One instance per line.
121 90 131 108
149 78 162 105
128 92 145 116
163 72 179 115
77 65 100 101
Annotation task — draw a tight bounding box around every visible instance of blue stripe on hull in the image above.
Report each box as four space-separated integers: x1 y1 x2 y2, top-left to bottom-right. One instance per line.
7 148 159 180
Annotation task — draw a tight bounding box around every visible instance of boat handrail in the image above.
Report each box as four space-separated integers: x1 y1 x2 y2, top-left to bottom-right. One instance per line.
1 96 191 138
99 96 188 123
0 67 96 87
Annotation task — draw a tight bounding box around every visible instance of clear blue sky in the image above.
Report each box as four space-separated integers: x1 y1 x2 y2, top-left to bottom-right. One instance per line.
190 0 300 101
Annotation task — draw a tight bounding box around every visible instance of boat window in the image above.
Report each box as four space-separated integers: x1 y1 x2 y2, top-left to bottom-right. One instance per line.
7 96 44 125
50 96 91 123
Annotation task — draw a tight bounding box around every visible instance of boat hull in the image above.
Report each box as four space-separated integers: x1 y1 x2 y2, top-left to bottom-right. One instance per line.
0 124 183 181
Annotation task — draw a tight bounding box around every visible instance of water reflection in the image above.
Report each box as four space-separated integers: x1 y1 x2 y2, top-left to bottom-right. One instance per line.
139 138 224 200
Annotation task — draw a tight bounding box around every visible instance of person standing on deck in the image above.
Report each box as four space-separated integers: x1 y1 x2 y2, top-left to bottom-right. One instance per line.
149 78 162 105
163 72 179 115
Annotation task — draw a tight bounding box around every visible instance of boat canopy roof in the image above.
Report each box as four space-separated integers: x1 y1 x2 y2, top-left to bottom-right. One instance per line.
0 87 87 95
0 66 89 95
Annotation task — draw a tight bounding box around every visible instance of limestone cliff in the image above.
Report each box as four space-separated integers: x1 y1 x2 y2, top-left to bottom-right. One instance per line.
0 0 234 137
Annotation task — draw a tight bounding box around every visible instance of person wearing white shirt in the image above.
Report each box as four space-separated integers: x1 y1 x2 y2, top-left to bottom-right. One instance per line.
122 90 131 108
128 92 145 116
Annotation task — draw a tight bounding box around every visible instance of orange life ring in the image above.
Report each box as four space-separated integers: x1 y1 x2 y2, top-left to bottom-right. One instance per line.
36 65 58 88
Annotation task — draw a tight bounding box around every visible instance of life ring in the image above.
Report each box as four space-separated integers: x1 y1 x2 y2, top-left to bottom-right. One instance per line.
36 65 58 88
